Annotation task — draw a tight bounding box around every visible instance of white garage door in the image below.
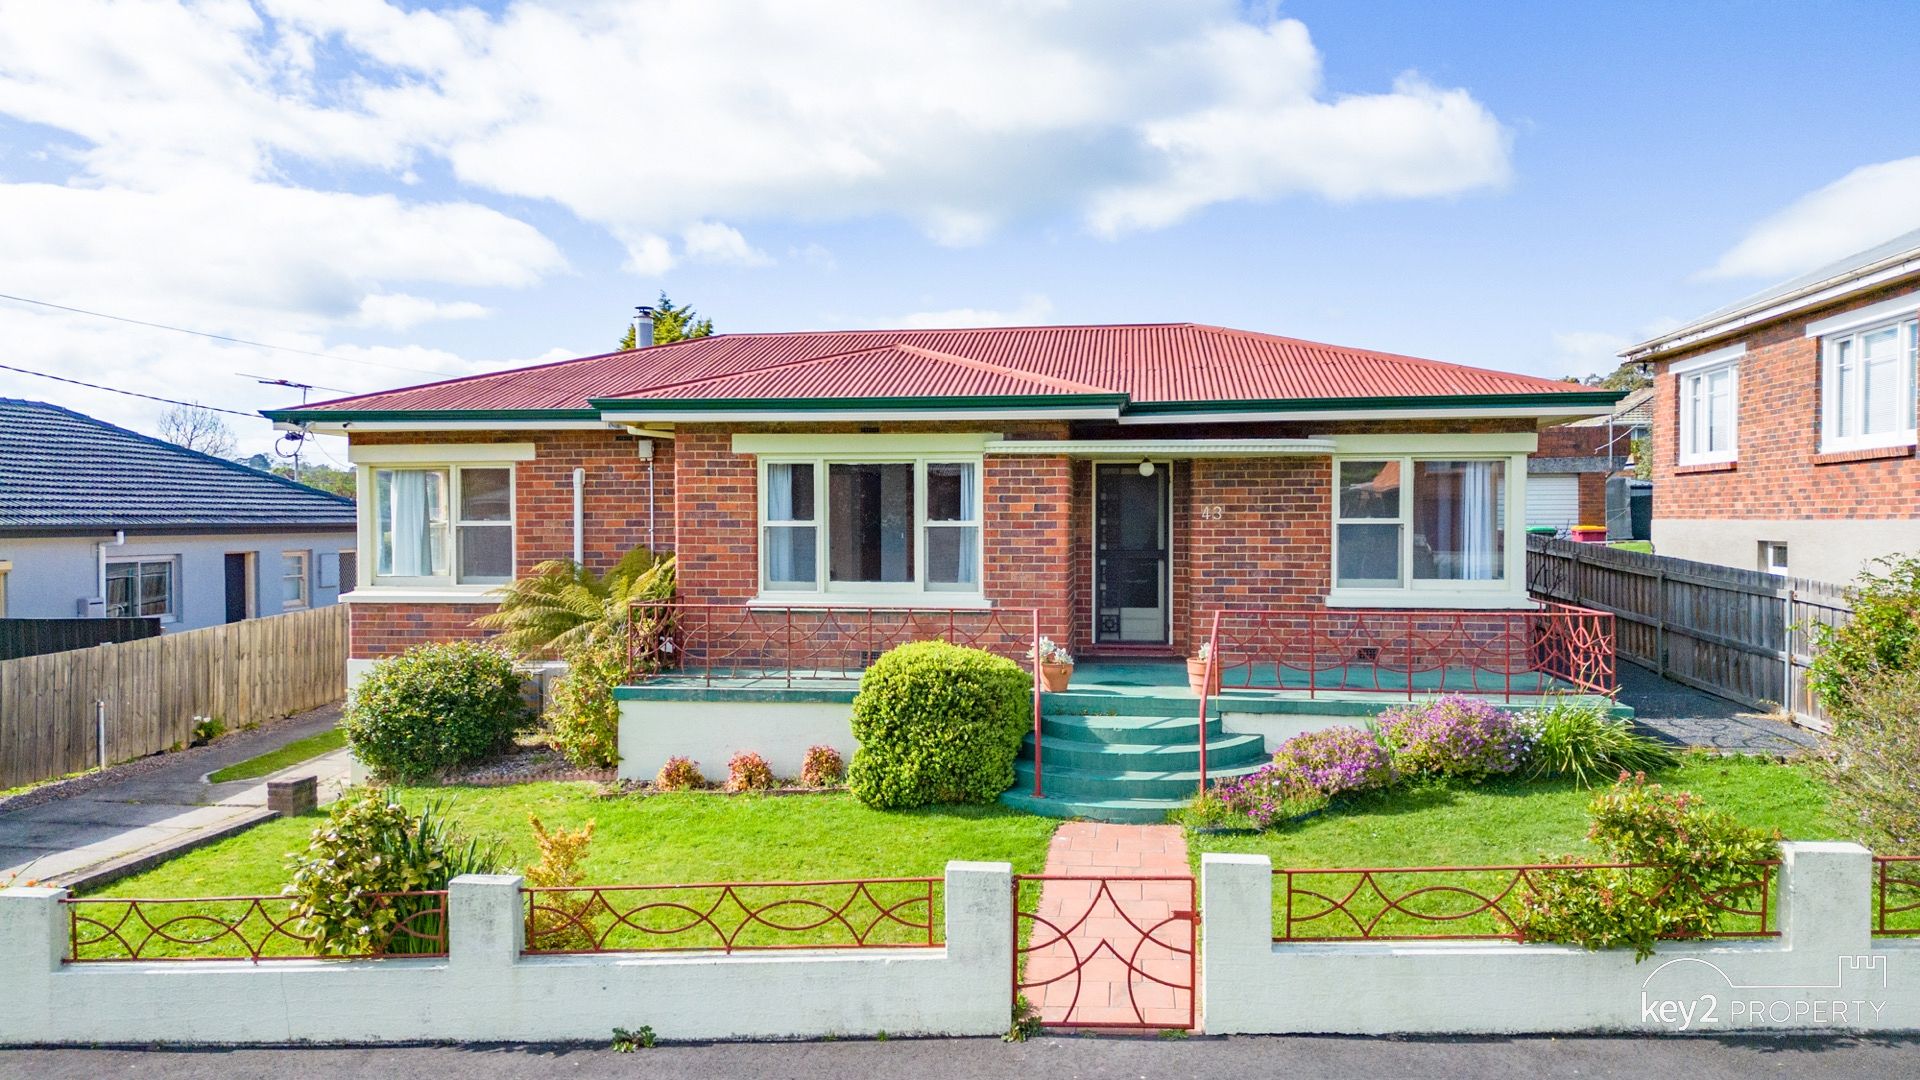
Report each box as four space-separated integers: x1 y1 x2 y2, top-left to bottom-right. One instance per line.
1526 475 1580 530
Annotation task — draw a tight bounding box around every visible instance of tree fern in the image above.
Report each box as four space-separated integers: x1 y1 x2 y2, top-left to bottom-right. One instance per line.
473 548 676 657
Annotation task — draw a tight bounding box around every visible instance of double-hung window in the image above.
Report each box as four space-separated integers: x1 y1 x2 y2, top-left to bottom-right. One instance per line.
1820 314 1918 453
1333 456 1513 596
759 456 982 599
280 551 310 610
1675 347 1740 466
372 465 514 585
106 557 176 620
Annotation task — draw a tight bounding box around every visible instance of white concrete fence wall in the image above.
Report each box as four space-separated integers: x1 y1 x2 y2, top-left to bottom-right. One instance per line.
1202 842 1920 1035
0 862 1012 1045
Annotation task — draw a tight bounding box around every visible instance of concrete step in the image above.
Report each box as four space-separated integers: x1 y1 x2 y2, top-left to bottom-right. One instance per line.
1038 712 1226 744
1026 732 1270 771
1012 759 1268 801
996 790 1187 824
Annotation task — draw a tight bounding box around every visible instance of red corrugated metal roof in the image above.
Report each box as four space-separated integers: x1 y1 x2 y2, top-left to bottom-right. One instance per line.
283 323 1594 415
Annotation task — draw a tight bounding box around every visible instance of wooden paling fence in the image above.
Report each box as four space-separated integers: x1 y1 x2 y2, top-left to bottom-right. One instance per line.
1526 536 1851 730
0 606 347 790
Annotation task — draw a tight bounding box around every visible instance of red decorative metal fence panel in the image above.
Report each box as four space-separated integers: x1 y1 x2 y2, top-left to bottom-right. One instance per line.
521 877 941 955
1274 862 1777 942
1014 874 1197 1031
64 891 449 962
1196 602 1615 701
1875 856 1920 937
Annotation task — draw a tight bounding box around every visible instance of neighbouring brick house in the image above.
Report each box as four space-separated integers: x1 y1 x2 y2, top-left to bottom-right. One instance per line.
267 322 1621 818
1624 228 1920 583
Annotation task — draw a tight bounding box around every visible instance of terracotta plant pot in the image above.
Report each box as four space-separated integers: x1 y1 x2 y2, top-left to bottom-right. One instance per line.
1039 661 1074 693
1186 656 1220 696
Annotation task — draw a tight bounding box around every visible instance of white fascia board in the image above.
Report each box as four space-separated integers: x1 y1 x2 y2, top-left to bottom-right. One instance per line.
347 442 537 464
1329 432 1538 454
733 432 996 455
1625 259 1920 360
982 438 1336 457
291 420 612 435
1668 343 1745 376
1117 404 1611 425
1804 293 1920 338
599 407 1120 424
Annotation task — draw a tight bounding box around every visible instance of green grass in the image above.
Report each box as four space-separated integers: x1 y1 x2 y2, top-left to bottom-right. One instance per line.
1191 755 1842 939
76 785 1060 958
206 728 347 783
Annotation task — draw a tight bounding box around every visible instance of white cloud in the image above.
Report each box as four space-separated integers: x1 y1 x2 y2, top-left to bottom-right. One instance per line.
354 293 491 330
882 294 1056 330
1548 330 1634 379
1705 157 1920 280
680 221 773 268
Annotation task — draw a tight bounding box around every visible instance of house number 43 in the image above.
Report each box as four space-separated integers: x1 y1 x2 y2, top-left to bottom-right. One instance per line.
1200 505 1226 520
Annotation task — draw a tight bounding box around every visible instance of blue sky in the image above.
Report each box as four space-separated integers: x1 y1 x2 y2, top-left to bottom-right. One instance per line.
0 1 1916 456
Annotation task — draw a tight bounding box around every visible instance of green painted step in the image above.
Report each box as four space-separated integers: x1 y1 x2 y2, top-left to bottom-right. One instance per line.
1012 759 1267 801
1038 712 1226 744
1029 732 1269 771
997 791 1187 825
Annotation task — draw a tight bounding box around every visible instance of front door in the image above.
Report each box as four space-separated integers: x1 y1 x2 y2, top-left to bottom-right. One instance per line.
223 552 253 623
1093 463 1171 646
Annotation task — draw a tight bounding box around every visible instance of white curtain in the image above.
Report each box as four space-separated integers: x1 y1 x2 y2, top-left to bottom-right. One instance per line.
388 470 435 577
766 463 799 583
953 463 978 585
1457 461 1499 580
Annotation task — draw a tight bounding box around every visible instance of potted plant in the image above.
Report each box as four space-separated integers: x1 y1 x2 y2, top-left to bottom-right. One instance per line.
1186 640 1220 695
1028 637 1075 692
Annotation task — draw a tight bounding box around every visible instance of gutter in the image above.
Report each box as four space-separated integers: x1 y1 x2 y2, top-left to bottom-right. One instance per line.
1624 248 1920 362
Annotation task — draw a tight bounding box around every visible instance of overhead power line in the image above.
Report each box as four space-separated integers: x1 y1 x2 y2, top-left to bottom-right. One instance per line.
0 361 261 418
0 290 460 376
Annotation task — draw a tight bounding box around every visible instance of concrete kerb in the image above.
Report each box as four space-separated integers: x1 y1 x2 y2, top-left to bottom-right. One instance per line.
0 861 1015 1045
1201 842 1920 1035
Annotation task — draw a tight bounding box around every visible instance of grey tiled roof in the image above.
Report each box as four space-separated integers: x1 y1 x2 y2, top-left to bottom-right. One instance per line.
0 399 356 533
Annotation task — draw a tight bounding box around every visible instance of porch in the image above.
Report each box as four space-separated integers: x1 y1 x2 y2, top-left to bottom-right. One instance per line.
614 602 1620 821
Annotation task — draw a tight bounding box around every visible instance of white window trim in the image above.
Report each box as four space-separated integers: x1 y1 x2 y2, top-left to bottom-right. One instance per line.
281 550 311 611
1673 345 1742 466
1326 453 1533 610
356 459 518 592
105 556 179 623
1818 315 1918 454
754 452 986 606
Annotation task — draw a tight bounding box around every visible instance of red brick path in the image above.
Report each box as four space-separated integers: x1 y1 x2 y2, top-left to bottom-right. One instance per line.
1019 823 1196 1030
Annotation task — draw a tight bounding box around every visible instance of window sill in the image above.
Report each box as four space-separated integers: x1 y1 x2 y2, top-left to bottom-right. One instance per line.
746 593 994 611
1324 590 1539 611
1675 461 1737 474
338 586 503 605
1813 443 1915 465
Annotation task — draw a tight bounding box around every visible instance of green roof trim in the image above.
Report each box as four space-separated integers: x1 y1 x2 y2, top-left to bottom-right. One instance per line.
588 392 1131 413
1120 389 1626 416
261 407 604 424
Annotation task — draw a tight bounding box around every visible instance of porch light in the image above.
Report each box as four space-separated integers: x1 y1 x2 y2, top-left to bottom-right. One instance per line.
1137 460 1156 476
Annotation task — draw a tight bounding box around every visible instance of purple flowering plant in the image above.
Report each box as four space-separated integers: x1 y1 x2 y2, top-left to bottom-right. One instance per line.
1377 695 1534 780
1212 725 1392 829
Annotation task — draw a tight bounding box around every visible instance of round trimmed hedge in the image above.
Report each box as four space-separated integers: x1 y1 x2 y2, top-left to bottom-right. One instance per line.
847 641 1033 809
344 641 529 782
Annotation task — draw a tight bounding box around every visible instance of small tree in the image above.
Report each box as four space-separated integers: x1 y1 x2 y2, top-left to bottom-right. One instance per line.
157 403 237 458
1807 553 1920 723
618 292 715 349
1815 666 1920 854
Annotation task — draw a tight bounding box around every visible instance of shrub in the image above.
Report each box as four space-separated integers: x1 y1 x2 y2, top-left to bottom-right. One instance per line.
545 634 624 769
191 716 224 745
524 815 597 951
1378 695 1532 780
726 751 776 792
800 745 845 787
1808 554 1920 722
1212 766 1331 829
1516 773 1779 960
343 641 528 782
1267 725 1396 796
655 756 704 791
284 787 500 956
1523 698 1679 786
473 547 676 657
1815 665 1920 853
847 641 1032 810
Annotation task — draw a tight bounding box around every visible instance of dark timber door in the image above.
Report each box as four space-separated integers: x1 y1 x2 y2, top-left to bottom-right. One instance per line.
223 553 251 623
1093 463 1171 646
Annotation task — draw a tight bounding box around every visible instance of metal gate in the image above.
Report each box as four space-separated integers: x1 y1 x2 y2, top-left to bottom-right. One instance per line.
1013 874 1197 1031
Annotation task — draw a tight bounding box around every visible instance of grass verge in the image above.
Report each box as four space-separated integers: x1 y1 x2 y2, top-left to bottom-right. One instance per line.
206 728 348 783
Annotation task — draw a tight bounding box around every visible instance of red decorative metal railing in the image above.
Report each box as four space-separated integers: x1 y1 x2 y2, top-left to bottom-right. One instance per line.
1194 610 1223 795
1273 862 1777 942
1014 874 1198 1031
521 877 941 954
63 891 449 962
629 601 1049 794
1196 602 1615 701
1875 856 1920 937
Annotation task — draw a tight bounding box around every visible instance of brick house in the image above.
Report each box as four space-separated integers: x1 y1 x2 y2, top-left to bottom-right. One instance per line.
267 322 1620 819
1624 228 1920 583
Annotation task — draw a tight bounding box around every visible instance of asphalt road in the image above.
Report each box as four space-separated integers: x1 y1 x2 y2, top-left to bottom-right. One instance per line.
4 1034 1918 1080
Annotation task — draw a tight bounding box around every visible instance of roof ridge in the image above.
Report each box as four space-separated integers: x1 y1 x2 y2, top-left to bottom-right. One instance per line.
608 339 1122 400
0 398 354 506
884 343 1119 394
